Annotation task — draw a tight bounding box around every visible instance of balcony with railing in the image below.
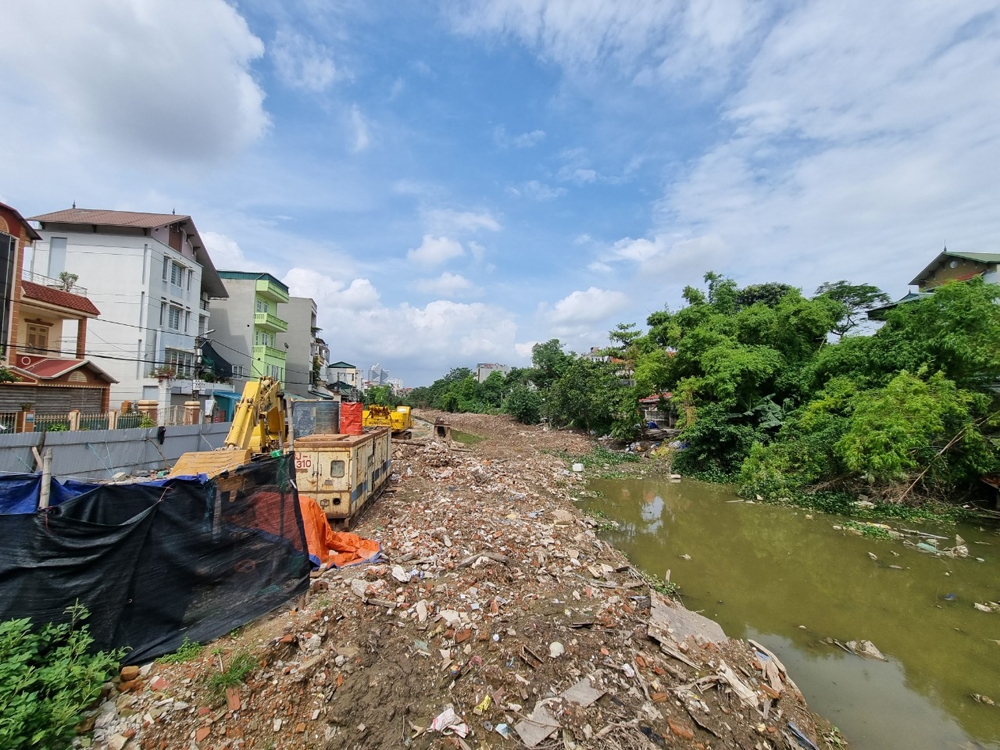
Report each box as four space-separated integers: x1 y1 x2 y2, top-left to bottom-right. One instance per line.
255 278 289 303
21 269 88 297
253 344 286 361
254 311 288 332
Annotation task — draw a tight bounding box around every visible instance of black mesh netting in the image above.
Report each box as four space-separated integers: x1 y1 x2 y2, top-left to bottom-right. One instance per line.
0 454 310 664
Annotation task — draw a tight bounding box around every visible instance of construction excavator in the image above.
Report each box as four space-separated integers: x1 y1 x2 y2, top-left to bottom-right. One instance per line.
170 376 286 478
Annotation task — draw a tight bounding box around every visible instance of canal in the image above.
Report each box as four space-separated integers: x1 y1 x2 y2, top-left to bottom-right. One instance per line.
582 477 1000 750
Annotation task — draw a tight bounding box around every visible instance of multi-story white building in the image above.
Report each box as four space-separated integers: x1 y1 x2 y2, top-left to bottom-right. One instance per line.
476 362 510 382
27 208 229 406
279 296 333 399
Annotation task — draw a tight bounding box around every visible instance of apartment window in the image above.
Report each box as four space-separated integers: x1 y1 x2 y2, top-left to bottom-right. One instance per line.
164 349 194 378
25 323 49 354
162 257 169 281
167 305 181 330
170 262 183 289
186 269 192 291
159 301 166 327
256 299 268 313
184 311 191 333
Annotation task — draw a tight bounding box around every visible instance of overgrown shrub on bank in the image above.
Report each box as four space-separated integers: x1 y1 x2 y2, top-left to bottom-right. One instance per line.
0 604 123 750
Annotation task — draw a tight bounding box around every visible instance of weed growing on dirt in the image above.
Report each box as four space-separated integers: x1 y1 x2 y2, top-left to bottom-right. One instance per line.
157 637 202 664
208 651 258 695
0 603 123 750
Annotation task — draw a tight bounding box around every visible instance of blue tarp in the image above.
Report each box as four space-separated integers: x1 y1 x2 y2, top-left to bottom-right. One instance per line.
0 474 100 515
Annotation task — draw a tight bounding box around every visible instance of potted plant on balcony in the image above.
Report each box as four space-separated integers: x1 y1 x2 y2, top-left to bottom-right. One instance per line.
149 366 176 381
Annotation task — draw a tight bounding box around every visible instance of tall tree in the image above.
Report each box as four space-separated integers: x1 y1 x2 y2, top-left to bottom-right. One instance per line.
814 280 891 336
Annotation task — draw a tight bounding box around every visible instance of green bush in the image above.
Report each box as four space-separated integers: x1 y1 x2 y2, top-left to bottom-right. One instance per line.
504 384 542 424
0 604 123 750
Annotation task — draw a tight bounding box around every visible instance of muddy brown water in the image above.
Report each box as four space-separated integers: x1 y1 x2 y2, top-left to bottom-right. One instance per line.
582 477 1000 750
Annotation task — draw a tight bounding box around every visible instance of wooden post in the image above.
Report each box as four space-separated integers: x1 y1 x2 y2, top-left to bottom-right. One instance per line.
38 448 53 510
68 409 81 431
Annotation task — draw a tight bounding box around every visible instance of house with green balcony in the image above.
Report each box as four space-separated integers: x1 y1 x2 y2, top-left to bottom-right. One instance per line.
211 272 290 397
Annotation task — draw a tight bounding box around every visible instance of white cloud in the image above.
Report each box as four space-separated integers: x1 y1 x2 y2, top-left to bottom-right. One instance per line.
424 208 501 234
521 180 566 201
415 271 480 296
350 104 370 152
448 0 763 81
494 126 546 148
407 235 465 266
549 287 629 332
283 269 381 311
653 1 1000 293
0 0 267 163
468 241 488 262
271 29 339 92
202 231 273 273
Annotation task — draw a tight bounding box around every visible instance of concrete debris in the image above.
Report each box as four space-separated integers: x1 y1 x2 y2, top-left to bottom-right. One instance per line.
77 410 827 750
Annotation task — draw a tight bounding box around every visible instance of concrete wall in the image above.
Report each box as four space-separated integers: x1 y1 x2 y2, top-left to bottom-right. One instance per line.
279 296 316 397
209 278 256 392
0 422 231 481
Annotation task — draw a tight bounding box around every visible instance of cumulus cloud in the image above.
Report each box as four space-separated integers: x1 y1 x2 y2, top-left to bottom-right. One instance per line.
549 287 629 334
203 231 273 273
424 208 501 234
494 126 546 148
283 269 381 311
0 0 267 163
271 29 339 92
415 272 480 297
407 235 465 265
350 104 370 152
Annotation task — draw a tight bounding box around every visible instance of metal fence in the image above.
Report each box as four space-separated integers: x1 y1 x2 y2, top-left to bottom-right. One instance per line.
0 412 16 434
33 414 71 432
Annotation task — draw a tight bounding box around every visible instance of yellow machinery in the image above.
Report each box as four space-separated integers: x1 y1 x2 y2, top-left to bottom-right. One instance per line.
362 404 412 437
170 377 286 477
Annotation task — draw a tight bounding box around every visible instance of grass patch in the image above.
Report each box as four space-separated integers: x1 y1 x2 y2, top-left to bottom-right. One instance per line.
761 490 974 525
451 430 485 446
208 650 258 695
156 636 202 664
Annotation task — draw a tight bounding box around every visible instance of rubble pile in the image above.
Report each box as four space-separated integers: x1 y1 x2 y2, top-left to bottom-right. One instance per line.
79 411 834 750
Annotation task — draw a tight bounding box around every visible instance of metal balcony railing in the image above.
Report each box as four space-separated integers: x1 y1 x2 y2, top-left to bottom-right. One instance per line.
21 269 88 297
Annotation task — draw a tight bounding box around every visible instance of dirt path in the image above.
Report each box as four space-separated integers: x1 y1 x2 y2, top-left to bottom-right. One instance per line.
85 412 842 750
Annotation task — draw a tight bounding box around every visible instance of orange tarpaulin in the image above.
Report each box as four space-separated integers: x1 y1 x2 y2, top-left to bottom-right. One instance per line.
298 495 381 567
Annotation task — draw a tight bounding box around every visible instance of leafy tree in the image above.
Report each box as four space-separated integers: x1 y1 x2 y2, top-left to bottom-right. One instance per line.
735 282 795 310
504 384 542 424
364 384 395 406
531 339 572 390
814 280 892 336
480 370 507 409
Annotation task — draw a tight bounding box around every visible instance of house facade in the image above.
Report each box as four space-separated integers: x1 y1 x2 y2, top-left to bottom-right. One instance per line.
1 202 115 414
909 249 1000 291
869 247 1000 321
27 208 228 407
211 272 289 391
327 361 360 397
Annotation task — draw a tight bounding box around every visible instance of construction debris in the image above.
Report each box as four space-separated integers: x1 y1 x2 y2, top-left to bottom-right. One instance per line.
76 410 832 750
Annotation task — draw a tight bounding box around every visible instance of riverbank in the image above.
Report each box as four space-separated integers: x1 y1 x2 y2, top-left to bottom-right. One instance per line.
80 412 844 750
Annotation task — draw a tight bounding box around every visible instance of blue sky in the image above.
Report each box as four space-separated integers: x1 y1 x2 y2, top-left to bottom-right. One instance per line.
3 1 999 385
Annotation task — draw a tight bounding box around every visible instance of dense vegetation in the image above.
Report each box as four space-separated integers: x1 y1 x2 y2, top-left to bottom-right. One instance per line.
0 605 122 749
404 274 1000 507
